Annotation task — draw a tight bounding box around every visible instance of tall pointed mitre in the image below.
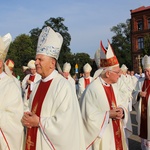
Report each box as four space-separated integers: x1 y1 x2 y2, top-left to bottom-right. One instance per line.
0 33 12 61
142 55 150 69
36 26 63 60
94 48 100 69
100 40 119 68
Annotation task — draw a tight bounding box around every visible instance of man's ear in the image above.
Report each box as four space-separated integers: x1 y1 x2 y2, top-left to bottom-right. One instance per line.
105 70 110 78
0 60 3 68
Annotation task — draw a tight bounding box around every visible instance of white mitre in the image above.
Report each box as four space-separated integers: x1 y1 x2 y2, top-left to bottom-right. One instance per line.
83 63 92 73
27 60 35 69
63 62 71 72
121 64 128 72
100 40 119 68
94 48 100 68
142 55 150 69
36 26 63 60
0 33 12 61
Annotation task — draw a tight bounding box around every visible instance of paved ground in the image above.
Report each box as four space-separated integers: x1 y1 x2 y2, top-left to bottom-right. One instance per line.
128 110 141 150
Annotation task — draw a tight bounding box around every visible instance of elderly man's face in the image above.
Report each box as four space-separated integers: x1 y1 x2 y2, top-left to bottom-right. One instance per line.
63 72 69 78
144 68 150 80
84 72 90 78
108 66 122 84
30 68 36 75
0 60 3 73
35 54 56 78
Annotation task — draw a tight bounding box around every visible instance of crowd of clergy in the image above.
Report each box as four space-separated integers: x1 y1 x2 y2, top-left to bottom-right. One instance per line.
0 27 150 150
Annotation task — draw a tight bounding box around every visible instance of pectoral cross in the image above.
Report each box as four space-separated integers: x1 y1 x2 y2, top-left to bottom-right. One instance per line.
26 136 34 150
111 102 116 109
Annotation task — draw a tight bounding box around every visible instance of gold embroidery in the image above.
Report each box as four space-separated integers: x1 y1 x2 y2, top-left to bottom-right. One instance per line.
32 103 38 114
26 136 34 150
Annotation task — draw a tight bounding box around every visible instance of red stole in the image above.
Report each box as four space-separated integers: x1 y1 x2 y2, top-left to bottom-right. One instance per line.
25 79 52 150
103 85 123 150
140 79 150 139
84 78 90 88
27 75 35 99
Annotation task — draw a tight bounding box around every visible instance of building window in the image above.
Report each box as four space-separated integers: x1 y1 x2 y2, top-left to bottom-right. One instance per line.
138 37 144 49
137 20 143 30
148 18 150 29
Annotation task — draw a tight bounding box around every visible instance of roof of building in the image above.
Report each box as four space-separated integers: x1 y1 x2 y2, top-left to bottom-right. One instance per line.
130 6 150 13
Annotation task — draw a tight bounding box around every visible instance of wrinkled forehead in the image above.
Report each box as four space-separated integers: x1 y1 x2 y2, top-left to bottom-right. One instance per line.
144 68 150 72
36 54 55 60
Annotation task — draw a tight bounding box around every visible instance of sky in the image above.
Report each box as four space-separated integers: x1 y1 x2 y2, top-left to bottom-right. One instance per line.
0 0 149 59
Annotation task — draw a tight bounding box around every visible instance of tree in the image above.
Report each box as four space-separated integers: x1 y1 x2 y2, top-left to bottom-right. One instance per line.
29 28 41 51
7 34 35 79
43 17 71 65
143 33 150 55
29 17 72 68
72 53 92 76
110 19 132 69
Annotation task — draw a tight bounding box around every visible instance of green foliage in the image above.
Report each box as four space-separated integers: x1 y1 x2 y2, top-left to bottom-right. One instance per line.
110 19 132 70
6 34 35 80
143 34 150 55
73 53 92 77
29 28 41 51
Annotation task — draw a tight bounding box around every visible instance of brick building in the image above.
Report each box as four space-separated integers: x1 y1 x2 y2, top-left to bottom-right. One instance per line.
130 6 150 73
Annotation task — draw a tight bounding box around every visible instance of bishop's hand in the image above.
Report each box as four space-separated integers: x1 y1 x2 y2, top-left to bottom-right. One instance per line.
21 111 39 128
109 107 124 120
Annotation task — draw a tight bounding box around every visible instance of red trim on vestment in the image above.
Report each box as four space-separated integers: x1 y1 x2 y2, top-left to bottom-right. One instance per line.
25 79 52 150
103 85 123 150
140 79 150 139
27 75 35 100
39 121 56 150
0 128 10 150
84 78 90 88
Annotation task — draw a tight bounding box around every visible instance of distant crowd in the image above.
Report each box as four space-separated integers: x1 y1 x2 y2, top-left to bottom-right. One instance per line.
0 27 150 150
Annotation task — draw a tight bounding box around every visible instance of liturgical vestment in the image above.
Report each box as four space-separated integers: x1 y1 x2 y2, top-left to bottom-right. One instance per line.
80 77 128 150
24 70 85 150
132 77 150 140
0 72 24 150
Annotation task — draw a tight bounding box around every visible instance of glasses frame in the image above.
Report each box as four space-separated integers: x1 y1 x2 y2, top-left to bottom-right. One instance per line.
109 70 121 75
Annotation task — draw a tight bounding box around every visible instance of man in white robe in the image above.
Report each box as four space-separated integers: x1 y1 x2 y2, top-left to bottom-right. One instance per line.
80 40 128 150
62 62 76 93
21 26 86 150
0 33 24 150
116 64 134 146
130 70 138 89
132 55 150 150
120 64 135 111
77 63 93 101
22 60 41 101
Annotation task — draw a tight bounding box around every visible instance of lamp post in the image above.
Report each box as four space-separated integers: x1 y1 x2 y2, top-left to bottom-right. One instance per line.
136 54 142 73
75 63 78 74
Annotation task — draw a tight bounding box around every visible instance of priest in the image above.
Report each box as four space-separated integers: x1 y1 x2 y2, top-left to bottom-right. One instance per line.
0 33 24 149
132 55 150 150
80 40 128 150
21 26 85 150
